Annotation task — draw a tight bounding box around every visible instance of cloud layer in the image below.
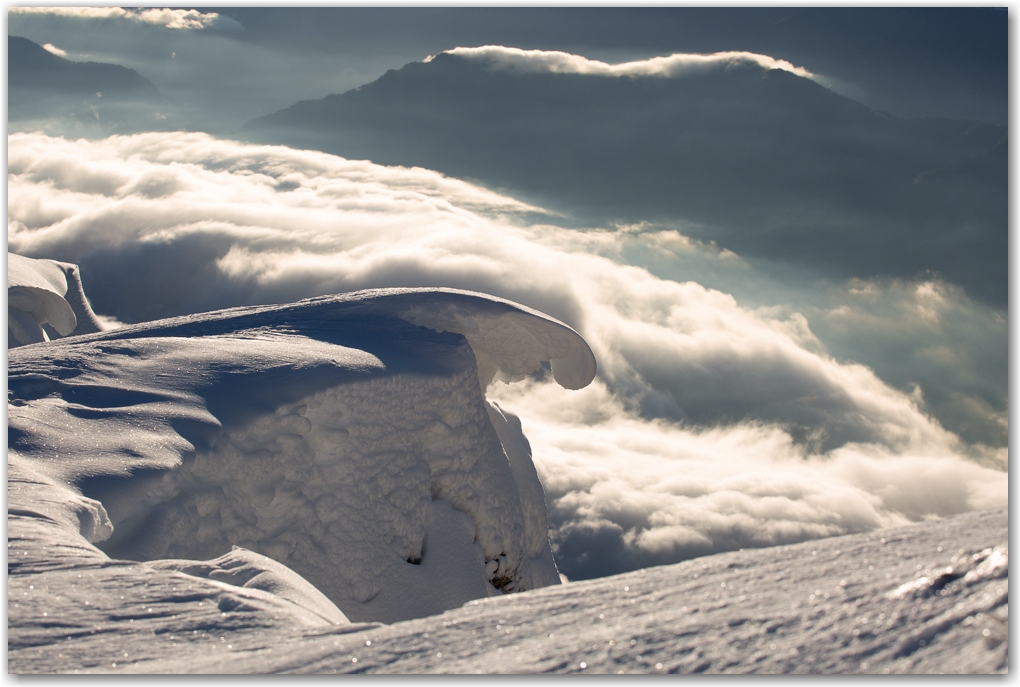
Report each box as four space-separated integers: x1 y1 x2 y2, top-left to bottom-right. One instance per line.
487 379 1005 579
8 132 1006 580
8 7 238 31
439 46 817 81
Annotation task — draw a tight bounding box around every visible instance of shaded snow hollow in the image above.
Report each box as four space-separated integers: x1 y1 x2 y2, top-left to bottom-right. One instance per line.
8 285 595 631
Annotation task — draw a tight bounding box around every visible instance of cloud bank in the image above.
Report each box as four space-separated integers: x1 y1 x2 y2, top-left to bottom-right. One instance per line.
8 132 1006 580
8 7 238 31
487 379 1005 579
437 46 817 81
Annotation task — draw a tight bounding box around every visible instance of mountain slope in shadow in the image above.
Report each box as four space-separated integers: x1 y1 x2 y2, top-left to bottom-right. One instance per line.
242 51 1006 305
8 35 177 136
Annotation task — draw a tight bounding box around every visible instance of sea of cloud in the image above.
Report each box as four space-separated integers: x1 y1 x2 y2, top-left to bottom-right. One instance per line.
8 131 1007 581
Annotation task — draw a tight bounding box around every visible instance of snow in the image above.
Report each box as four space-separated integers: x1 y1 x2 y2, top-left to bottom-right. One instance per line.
9 492 1007 674
7 133 1006 570
8 286 594 630
8 252 104 346
5 265 1006 674
146 547 350 626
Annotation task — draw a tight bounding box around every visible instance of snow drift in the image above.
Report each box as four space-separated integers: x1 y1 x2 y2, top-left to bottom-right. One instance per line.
8 285 595 625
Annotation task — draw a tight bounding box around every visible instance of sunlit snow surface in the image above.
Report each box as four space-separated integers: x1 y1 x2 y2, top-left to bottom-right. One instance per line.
7 287 1006 674
9 498 1006 674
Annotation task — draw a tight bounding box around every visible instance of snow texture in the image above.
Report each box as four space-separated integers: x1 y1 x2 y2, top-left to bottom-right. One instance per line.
8 252 104 346
8 499 1007 673
8 287 594 631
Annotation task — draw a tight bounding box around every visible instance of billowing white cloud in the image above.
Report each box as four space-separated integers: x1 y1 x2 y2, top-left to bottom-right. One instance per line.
487 378 1006 579
436 45 816 81
8 7 239 31
804 278 1008 449
7 131 1006 580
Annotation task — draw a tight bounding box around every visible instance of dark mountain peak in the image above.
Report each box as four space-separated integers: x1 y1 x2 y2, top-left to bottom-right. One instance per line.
248 46 874 139
239 46 1005 305
9 35 66 69
8 35 160 95
8 35 181 136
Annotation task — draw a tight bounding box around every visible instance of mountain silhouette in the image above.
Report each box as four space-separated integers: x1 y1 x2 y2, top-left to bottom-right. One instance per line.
8 35 175 135
242 51 1006 305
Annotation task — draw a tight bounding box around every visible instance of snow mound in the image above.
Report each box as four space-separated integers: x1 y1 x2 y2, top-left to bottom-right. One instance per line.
8 286 595 625
8 252 104 346
147 546 350 625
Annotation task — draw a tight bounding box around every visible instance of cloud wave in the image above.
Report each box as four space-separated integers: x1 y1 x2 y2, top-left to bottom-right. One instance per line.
487 378 1006 579
7 131 1006 580
437 45 816 81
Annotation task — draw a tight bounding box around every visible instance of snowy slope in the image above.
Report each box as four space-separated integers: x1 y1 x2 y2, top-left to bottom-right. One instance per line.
9 504 1007 674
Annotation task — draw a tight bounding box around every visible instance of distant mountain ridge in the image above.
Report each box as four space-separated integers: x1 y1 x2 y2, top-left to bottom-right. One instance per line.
241 50 1007 305
8 35 173 135
9 35 159 94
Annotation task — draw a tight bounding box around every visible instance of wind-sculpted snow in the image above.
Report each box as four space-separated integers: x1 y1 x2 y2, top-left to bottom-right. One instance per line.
8 288 594 628
8 252 104 346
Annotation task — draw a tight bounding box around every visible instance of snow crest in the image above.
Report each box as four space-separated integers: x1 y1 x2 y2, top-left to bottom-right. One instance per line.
8 252 104 346
8 285 596 624
398 290 596 390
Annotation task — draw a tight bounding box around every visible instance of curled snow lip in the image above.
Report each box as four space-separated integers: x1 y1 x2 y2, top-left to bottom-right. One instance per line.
385 287 597 390
8 252 105 346
70 287 598 392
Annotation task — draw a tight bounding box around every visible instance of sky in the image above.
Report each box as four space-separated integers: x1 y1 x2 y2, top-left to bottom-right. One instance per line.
5 6 1010 582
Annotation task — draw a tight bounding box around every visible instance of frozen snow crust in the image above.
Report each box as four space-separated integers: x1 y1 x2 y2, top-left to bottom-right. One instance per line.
8 288 594 624
8 496 1007 673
